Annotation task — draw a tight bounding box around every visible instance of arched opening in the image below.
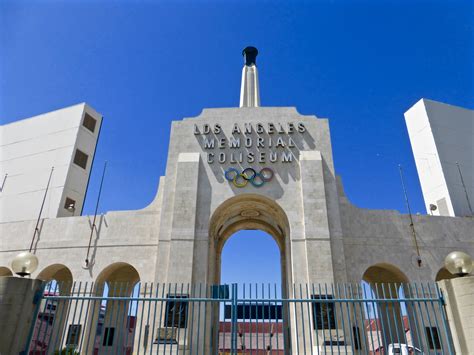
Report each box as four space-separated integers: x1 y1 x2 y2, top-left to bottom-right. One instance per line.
435 267 456 281
209 194 291 288
362 263 412 353
31 264 73 354
220 229 282 286
86 262 140 354
0 266 12 277
208 194 291 353
363 263 409 284
37 263 74 294
93 261 141 311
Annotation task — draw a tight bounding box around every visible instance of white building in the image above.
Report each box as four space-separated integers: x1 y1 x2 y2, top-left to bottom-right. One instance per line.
405 99 473 217
0 103 102 223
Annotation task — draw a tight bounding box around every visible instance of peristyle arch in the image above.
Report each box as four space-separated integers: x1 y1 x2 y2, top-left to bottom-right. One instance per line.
363 262 409 284
208 193 291 288
37 263 74 295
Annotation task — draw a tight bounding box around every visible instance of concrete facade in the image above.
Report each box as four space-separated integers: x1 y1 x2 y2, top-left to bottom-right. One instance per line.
1 54 473 353
405 99 474 217
438 276 474 354
1 107 473 287
0 277 44 355
0 103 102 223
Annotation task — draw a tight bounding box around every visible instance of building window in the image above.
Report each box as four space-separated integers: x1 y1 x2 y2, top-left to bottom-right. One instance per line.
64 197 76 212
165 294 189 328
103 327 115 346
82 113 97 133
66 324 82 346
352 326 361 350
73 149 88 169
37 312 54 325
425 326 441 349
311 294 336 330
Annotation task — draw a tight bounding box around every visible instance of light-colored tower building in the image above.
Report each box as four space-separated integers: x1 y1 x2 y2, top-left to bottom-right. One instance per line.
0 103 102 223
405 99 473 217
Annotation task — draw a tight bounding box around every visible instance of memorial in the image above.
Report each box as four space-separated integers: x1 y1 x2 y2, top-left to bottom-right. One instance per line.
0 47 473 354
1 46 473 291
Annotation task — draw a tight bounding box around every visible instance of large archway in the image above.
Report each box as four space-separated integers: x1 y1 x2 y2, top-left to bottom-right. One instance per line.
220 229 282 285
208 194 291 290
208 194 292 352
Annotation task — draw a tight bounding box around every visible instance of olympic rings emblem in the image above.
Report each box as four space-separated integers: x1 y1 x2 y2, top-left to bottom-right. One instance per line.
224 167 274 188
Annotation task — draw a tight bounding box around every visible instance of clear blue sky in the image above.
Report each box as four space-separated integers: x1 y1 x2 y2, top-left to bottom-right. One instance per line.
1 0 472 284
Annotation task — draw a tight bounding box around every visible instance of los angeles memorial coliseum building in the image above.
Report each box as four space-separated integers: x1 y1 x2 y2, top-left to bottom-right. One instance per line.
0 47 473 354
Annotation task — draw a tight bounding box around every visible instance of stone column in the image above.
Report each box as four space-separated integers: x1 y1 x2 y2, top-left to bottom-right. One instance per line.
0 276 44 355
299 150 335 284
296 151 336 353
166 152 201 285
159 153 201 353
437 275 474 354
